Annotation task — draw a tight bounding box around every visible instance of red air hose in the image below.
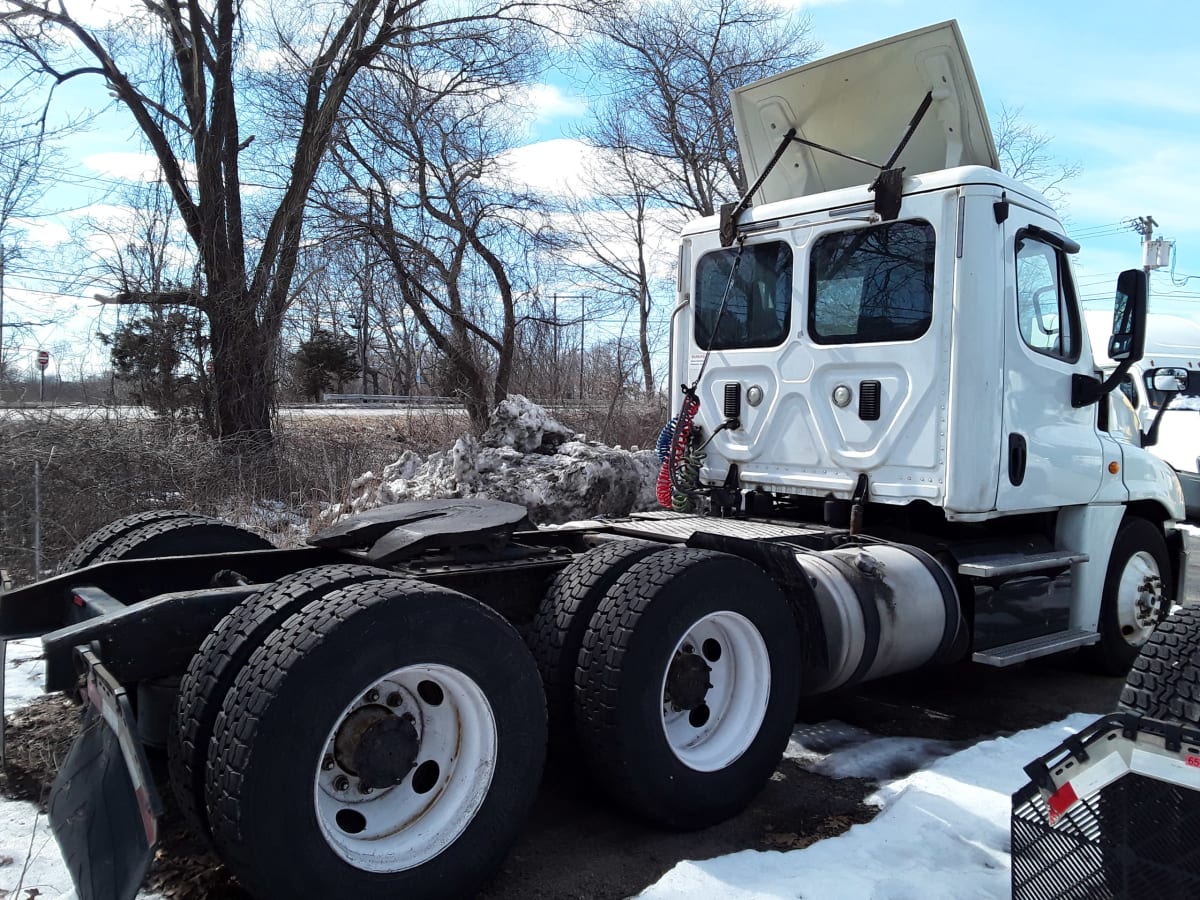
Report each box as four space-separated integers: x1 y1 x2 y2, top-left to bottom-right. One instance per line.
656 393 700 508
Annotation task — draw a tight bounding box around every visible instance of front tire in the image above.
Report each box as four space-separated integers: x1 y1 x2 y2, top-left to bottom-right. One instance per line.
1086 517 1171 675
205 578 546 900
574 547 801 829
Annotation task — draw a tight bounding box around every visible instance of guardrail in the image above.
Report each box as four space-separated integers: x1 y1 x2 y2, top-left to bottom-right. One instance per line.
320 394 457 406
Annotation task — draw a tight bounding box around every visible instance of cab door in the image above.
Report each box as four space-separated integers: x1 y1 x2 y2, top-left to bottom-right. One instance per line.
995 216 1103 511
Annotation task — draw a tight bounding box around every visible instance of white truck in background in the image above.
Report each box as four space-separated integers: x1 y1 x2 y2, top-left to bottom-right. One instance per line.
1086 308 1200 520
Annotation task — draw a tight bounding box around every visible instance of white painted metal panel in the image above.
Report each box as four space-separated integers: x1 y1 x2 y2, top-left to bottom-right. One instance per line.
730 20 998 205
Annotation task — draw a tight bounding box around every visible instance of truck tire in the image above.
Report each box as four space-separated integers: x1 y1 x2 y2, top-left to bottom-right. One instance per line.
169 563 391 839
96 516 274 562
574 547 801 829
527 539 663 752
1085 517 1172 676
205 578 547 900
1119 606 1200 724
58 509 200 571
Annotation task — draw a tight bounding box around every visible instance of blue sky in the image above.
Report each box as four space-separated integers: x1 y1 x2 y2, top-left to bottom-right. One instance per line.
5 0 1199 374
795 0 1200 312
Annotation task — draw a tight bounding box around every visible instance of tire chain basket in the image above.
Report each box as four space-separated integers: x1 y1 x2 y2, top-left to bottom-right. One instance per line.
1011 713 1200 900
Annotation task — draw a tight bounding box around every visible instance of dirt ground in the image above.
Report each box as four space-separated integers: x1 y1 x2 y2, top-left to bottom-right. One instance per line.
3 536 1195 899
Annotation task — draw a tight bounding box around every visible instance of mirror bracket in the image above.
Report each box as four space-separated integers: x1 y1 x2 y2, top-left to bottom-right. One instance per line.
1073 365 1133 408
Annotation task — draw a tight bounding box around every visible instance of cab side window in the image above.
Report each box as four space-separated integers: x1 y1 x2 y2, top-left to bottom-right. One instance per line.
1015 236 1080 361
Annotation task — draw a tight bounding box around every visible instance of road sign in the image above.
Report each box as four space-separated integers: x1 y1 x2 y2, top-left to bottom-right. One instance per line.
36 350 49 369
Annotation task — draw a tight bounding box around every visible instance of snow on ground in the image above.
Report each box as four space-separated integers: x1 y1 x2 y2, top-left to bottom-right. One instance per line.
0 635 1099 899
639 712 1099 900
330 395 661 525
0 639 76 900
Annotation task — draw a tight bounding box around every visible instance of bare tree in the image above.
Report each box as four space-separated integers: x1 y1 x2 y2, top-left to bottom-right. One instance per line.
993 103 1082 204
322 27 564 431
566 135 677 393
0 0 578 445
0 82 60 378
563 0 816 394
582 0 818 217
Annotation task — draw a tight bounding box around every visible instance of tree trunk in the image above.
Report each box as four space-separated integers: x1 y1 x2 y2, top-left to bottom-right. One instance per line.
208 305 273 447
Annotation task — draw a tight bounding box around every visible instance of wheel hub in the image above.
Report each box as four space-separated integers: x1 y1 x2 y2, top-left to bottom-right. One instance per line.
665 648 711 711
333 705 420 789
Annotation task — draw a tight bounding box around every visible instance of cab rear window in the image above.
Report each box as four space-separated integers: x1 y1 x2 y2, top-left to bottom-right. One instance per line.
809 220 935 344
694 241 792 350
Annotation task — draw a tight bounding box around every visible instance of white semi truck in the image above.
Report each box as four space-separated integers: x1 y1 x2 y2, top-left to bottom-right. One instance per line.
1085 307 1200 519
0 20 1189 900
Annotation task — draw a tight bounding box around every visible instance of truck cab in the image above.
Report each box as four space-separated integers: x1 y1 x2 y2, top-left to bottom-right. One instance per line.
667 21 1185 670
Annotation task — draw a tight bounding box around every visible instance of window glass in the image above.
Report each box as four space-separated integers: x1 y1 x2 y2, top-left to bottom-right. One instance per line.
694 241 792 350
1015 237 1078 360
808 221 935 344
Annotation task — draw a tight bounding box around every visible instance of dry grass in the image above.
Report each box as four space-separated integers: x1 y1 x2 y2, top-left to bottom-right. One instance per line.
0 407 466 585
0 399 667 586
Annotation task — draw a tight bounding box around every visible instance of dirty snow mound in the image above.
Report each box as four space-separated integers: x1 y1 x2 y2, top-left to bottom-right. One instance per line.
337 396 660 524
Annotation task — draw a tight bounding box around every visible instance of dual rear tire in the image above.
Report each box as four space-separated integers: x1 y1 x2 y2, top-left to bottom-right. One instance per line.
530 542 802 829
174 570 546 899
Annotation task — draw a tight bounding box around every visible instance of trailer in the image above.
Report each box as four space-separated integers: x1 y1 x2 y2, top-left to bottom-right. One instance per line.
0 20 1193 900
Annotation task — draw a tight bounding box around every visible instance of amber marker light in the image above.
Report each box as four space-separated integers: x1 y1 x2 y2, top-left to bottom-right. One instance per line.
1108 462 1120 475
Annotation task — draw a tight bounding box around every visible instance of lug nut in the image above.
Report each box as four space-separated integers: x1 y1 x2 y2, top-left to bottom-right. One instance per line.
365 689 380 703
386 692 403 707
361 784 373 795
322 755 334 771
334 775 350 792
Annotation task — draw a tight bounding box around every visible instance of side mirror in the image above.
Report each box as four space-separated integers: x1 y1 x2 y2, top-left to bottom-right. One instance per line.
1108 269 1148 362
1151 367 1188 393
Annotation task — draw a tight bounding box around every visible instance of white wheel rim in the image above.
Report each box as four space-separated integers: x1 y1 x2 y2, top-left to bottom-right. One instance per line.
1116 550 1163 647
314 663 497 872
659 610 771 772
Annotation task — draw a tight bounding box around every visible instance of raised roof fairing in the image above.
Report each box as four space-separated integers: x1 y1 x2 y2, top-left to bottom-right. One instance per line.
730 20 999 205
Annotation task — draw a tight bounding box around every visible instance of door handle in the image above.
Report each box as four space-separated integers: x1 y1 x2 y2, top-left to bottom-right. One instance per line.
1008 433 1027 486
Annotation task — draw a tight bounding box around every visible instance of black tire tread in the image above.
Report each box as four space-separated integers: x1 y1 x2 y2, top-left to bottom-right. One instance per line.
575 546 794 828
575 548 717 758
59 509 201 571
527 539 662 748
168 563 390 837
205 576 543 899
100 517 272 562
1119 605 1200 723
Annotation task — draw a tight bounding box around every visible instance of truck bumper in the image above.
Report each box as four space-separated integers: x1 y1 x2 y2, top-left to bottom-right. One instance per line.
48 649 161 900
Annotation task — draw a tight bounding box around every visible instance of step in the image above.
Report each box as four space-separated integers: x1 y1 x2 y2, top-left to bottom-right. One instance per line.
958 550 1088 579
972 628 1100 667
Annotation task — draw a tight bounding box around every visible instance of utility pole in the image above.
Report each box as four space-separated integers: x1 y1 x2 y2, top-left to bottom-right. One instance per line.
1133 216 1174 312
1133 216 1158 274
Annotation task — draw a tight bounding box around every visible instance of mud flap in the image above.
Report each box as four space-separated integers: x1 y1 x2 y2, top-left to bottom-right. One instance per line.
49 651 161 900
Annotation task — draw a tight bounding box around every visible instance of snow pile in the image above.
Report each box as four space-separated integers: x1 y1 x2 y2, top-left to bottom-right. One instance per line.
335 396 661 524
638 712 1099 900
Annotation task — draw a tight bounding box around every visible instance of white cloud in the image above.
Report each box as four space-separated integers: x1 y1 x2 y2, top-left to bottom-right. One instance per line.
10 218 71 249
492 138 605 197
82 152 198 185
521 83 588 123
